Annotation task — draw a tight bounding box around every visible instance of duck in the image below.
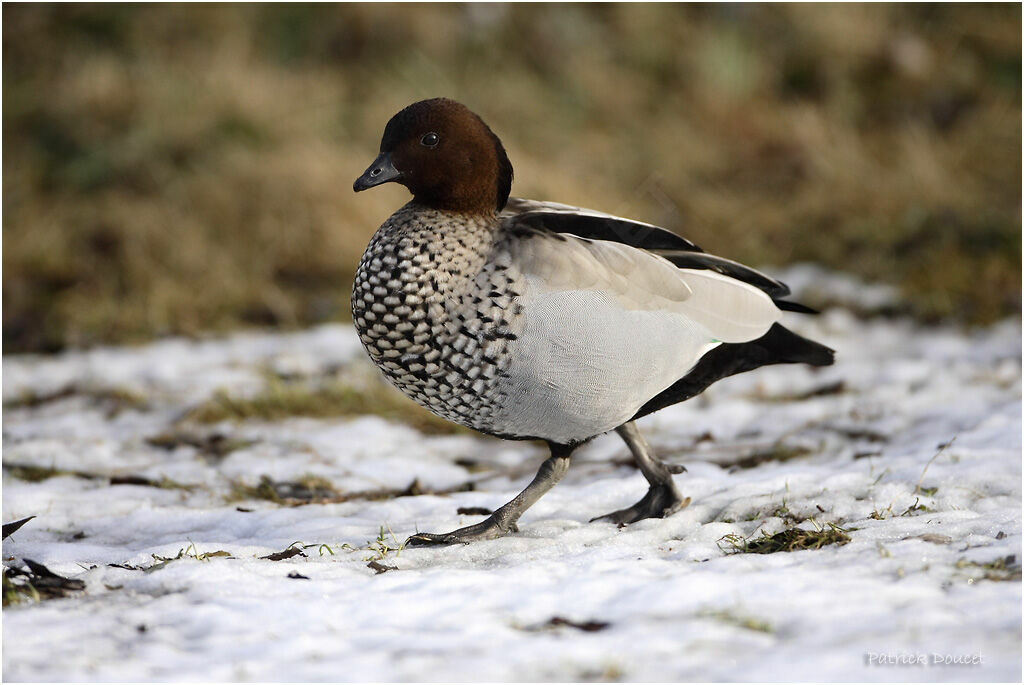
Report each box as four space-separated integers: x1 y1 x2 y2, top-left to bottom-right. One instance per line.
352 97 834 545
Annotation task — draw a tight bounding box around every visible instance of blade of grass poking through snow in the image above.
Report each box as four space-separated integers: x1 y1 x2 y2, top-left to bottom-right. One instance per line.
149 542 233 569
304 543 334 556
363 523 404 562
916 437 956 496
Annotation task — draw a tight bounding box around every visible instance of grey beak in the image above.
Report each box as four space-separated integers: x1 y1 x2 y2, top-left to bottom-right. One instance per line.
353 152 402 192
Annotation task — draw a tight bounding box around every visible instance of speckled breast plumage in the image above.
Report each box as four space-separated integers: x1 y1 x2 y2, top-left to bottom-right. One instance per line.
352 204 525 437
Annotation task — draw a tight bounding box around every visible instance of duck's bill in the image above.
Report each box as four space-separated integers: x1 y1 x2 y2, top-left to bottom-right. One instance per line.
353 152 402 192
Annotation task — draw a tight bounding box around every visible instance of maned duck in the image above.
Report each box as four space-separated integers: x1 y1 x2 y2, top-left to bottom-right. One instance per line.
352 98 834 545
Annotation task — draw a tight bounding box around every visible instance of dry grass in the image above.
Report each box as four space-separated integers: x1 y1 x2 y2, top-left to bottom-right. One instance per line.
698 608 773 634
185 375 474 435
4 385 148 415
720 522 852 554
955 555 1022 582
4 5 1020 352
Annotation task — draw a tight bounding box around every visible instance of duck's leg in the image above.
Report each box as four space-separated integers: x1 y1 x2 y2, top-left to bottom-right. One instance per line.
591 421 690 524
406 442 574 547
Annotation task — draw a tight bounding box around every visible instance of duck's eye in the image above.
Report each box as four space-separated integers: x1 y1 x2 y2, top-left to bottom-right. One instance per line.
420 132 440 148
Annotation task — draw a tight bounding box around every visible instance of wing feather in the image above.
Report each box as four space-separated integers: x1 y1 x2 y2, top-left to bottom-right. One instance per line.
502 197 795 301
502 197 702 252
509 232 779 342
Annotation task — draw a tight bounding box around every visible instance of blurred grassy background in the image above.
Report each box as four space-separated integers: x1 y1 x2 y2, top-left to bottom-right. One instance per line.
3 3 1020 353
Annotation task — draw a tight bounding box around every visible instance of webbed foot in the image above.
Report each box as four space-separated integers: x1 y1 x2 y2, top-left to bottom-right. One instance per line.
591 483 691 525
592 421 690 525
406 449 573 548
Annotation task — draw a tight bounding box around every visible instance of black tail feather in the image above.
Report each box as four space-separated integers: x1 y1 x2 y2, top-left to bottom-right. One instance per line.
759 322 835 366
774 299 819 315
631 324 835 421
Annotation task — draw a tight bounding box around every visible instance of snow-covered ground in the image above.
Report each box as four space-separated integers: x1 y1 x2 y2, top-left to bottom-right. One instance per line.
2 272 1021 682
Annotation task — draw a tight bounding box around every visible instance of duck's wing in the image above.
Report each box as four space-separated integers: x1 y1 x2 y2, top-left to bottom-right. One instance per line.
488 225 782 442
501 197 803 304
506 230 780 343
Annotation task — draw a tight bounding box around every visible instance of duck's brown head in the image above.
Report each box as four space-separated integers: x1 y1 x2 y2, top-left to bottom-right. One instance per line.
353 98 513 214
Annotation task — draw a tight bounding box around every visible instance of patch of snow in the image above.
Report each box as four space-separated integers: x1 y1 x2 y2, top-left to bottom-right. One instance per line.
769 263 903 314
2 306 1020 682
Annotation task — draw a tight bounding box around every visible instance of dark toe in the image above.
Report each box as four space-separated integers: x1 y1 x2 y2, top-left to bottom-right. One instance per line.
404 514 513 547
590 508 638 525
591 488 690 525
405 533 467 547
